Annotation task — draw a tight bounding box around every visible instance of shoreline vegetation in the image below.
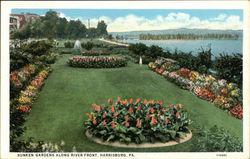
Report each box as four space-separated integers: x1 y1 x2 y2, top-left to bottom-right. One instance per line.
139 33 239 40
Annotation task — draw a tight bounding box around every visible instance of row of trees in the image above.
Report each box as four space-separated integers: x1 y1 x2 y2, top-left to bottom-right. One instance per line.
139 33 239 40
11 11 108 40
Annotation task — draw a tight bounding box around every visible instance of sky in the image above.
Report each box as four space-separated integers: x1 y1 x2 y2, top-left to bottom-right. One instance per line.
12 9 243 32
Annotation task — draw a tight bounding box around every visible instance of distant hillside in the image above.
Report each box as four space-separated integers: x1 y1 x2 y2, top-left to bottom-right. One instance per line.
111 28 243 39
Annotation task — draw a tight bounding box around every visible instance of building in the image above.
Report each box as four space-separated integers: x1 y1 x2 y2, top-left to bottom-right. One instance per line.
9 13 40 31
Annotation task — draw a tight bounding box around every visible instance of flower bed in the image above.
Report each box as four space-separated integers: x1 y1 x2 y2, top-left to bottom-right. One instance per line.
148 60 243 119
84 97 191 144
68 57 127 68
16 67 52 113
10 64 39 98
81 51 110 56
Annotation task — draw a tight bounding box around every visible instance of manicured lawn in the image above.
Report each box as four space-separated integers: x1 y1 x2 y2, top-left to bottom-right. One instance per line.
20 54 242 152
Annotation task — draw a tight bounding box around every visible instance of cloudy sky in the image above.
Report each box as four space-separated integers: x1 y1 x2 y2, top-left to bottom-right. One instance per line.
12 9 243 32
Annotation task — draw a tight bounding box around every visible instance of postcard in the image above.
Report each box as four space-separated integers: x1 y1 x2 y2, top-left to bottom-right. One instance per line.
1 1 250 159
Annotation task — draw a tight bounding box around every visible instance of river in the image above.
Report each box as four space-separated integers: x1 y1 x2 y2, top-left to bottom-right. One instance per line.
118 39 242 57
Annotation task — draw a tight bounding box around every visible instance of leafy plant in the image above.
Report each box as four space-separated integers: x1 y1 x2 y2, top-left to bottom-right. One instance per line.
84 97 191 144
64 41 74 48
213 53 242 88
191 125 243 152
82 41 94 50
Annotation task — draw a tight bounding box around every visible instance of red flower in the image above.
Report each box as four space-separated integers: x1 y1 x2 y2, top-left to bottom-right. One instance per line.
129 98 134 104
144 100 149 105
137 106 141 111
101 106 105 111
136 119 141 127
168 104 173 108
102 113 107 118
92 104 100 111
125 115 130 121
92 119 97 125
125 121 129 127
117 97 121 102
149 107 155 114
129 106 134 114
157 101 164 106
150 116 157 125
165 119 169 124
146 113 151 119
112 121 116 128
108 98 113 105
136 98 141 103
111 106 115 112
122 99 128 105
18 105 30 113
221 88 228 94
86 113 93 119
150 100 155 105
103 120 107 126
113 112 118 117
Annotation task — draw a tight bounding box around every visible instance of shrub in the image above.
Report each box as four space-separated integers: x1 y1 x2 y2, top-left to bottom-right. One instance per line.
20 40 53 56
82 41 94 50
191 125 243 152
11 138 63 152
84 97 191 144
213 53 242 88
64 41 74 48
68 56 127 68
146 45 164 58
128 43 148 56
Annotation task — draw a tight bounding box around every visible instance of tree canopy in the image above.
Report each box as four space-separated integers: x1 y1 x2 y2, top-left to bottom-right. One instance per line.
11 11 108 40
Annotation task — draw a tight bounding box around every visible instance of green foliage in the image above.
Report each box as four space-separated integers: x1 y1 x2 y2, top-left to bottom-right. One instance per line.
82 41 94 50
64 41 74 48
84 98 191 144
20 40 53 56
213 53 242 88
191 125 243 152
128 43 148 56
146 45 164 58
68 56 127 68
11 10 108 39
11 138 63 152
97 20 108 36
166 48 212 74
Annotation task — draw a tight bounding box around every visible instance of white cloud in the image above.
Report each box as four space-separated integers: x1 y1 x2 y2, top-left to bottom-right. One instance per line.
57 12 243 32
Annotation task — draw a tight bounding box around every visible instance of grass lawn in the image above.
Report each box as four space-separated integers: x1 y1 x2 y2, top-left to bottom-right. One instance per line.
20 54 243 152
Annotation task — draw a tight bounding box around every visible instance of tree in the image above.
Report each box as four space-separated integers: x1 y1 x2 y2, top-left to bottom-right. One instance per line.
128 43 148 64
97 20 108 36
147 45 163 58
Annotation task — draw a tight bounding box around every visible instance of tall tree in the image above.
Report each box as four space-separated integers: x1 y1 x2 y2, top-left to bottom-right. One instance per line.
97 20 108 36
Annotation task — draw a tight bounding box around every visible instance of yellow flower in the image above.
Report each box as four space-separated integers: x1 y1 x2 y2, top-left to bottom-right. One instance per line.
18 96 31 104
27 85 37 90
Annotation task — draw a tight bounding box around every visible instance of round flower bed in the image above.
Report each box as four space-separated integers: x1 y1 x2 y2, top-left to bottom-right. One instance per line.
68 57 127 68
81 51 110 56
84 97 192 146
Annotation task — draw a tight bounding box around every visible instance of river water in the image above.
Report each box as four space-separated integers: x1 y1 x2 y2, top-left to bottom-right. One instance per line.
118 39 243 57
